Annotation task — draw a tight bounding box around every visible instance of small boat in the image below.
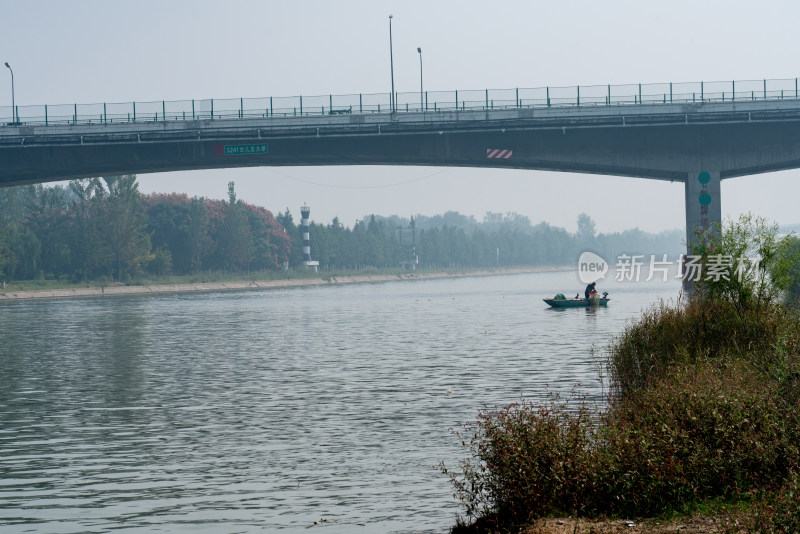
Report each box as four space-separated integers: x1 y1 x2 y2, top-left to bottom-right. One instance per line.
543 292 610 308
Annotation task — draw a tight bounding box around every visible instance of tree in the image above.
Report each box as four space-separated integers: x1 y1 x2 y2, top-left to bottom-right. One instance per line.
241 202 290 270
576 212 597 245
69 178 106 280
4 225 41 280
786 236 800 301
691 213 800 323
211 182 253 271
145 194 212 274
24 184 71 277
99 175 152 281
276 208 303 268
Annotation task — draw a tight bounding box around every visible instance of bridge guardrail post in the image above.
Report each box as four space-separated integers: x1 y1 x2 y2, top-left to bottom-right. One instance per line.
73 104 77 125
455 90 458 111
211 99 214 120
163 101 166 122
45 104 47 126
270 97 273 117
133 101 136 122
701 81 704 101
192 99 195 120
300 95 303 116
607 84 610 106
764 79 767 100
670 82 672 103
732 81 735 101
577 85 580 107
639 83 642 104
546 86 550 107
516 88 519 108
104 103 107 124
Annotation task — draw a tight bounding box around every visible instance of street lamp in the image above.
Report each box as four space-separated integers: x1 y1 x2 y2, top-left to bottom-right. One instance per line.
389 15 395 113
4 62 14 123
417 47 423 110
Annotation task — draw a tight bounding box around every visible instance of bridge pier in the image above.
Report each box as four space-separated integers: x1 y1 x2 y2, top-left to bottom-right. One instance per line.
684 170 721 253
683 170 721 292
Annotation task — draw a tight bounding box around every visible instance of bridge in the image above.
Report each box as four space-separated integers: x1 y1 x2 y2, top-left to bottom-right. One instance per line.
3 78 800 250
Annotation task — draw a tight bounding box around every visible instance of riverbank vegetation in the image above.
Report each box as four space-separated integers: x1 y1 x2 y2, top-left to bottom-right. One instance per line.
0 175 682 287
442 215 800 533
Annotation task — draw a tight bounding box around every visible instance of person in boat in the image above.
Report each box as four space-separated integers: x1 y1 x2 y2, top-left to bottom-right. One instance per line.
584 281 597 300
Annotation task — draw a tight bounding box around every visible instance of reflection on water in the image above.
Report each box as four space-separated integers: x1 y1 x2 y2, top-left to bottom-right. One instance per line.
0 271 680 533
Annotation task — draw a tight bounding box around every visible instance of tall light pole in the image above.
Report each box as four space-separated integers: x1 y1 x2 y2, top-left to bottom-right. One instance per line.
388 15 395 113
417 47 423 110
4 62 14 123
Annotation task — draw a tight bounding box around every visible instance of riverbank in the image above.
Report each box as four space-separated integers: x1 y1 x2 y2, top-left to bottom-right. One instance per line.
0 266 566 301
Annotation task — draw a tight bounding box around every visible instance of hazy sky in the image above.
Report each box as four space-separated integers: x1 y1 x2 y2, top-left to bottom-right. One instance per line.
2 0 798 233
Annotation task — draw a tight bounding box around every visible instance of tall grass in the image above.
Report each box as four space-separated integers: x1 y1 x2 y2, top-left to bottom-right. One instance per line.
605 297 800 398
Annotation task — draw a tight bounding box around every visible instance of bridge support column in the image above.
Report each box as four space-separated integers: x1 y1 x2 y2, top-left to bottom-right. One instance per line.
685 170 721 252
683 170 721 291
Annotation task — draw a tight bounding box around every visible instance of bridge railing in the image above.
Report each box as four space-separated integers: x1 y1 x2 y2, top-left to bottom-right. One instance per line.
3 78 800 127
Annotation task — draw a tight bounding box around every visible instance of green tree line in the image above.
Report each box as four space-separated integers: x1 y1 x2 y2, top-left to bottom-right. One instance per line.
0 175 687 283
278 209 685 271
0 177 290 283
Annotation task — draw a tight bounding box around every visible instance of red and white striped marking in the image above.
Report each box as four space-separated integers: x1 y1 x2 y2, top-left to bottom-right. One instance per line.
486 149 512 159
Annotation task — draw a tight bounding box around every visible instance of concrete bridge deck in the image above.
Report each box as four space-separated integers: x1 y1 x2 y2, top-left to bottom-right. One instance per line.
2 97 800 185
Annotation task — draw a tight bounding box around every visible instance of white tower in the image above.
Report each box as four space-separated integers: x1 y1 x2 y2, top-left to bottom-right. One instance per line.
300 204 319 271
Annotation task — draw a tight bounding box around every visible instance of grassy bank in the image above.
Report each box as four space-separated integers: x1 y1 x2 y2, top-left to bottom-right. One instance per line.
442 215 800 533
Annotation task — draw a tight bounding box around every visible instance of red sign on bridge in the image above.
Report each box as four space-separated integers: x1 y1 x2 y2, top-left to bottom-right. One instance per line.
486 148 512 159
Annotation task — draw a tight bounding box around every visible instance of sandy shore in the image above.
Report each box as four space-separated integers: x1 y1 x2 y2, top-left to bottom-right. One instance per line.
0 266 567 301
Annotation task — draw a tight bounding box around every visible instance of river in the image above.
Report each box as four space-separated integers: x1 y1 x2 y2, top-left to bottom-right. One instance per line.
0 270 681 533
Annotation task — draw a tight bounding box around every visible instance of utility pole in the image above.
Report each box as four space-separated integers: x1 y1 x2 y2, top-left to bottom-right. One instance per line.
4 62 15 123
389 15 395 113
417 47 423 110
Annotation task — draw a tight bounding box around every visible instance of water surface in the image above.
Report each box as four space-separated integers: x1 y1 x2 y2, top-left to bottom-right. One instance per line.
0 270 680 533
